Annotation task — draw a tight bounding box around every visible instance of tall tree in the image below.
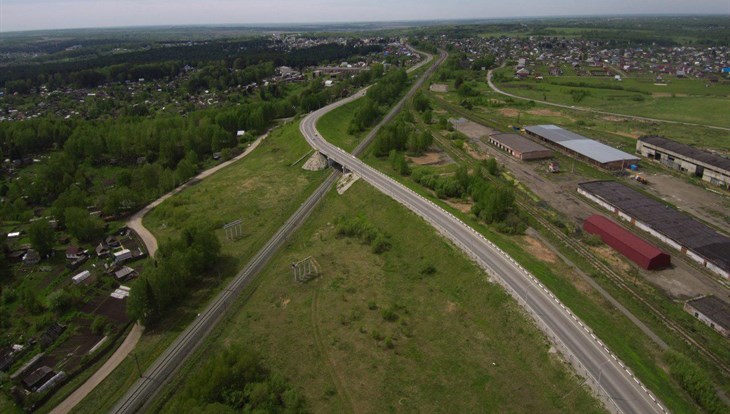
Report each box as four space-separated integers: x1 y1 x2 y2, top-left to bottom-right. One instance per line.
28 219 55 257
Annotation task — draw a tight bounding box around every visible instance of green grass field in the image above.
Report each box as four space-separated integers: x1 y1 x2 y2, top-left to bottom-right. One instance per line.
315 98 366 152
154 180 605 413
492 69 730 128
70 121 328 414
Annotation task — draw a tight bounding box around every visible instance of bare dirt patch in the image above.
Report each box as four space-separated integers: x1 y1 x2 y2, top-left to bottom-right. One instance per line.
443 199 473 213
499 108 519 117
528 109 563 117
613 131 642 139
446 301 458 313
430 83 448 93
450 118 498 139
464 143 489 160
407 151 454 166
652 92 688 98
591 245 632 274
520 236 558 264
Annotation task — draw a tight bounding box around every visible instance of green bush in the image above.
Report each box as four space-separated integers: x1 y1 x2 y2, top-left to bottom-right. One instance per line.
665 351 726 414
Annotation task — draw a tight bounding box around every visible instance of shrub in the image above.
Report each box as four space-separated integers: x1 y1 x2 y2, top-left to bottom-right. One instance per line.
665 351 725 414
381 307 398 322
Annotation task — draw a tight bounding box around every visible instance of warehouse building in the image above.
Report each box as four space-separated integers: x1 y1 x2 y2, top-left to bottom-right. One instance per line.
684 296 730 338
636 135 730 189
583 214 671 270
578 180 730 279
489 133 553 160
525 125 639 170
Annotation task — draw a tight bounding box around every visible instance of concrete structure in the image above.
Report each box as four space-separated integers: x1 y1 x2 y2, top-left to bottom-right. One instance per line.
684 296 730 337
636 136 730 189
583 215 671 270
578 181 730 279
525 125 639 170
489 133 552 160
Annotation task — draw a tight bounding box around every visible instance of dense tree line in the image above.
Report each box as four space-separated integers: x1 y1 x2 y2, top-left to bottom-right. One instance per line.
127 225 221 326
373 115 433 157
411 162 524 234
1 40 382 92
163 346 306 414
348 68 407 133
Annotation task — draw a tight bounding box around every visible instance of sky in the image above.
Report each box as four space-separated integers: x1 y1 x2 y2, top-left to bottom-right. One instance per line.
1 0 728 33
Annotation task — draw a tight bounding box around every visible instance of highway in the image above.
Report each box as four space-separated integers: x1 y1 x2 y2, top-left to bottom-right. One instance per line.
110 49 437 413
301 61 667 414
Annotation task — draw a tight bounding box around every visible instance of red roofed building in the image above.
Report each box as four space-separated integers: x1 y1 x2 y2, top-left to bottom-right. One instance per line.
583 214 671 270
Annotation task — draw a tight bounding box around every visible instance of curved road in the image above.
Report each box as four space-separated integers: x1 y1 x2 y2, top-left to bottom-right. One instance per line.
303 67 667 414
487 68 730 132
110 49 437 414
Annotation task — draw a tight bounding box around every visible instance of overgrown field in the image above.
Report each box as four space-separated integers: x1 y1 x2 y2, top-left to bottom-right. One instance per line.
153 180 605 413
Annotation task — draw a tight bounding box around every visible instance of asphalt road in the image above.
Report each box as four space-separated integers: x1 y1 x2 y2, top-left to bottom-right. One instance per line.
302 63 667 414
110 49 437 414
486 68 730 132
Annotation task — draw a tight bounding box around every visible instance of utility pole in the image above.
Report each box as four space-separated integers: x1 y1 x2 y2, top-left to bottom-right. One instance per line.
132 353 143 378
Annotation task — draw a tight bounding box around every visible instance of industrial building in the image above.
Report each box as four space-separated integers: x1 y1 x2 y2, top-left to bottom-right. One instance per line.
578 181 730 279
636 136 730 189
489 133 553 160
525 125 640 170
583 214 671 270
684 296 730 337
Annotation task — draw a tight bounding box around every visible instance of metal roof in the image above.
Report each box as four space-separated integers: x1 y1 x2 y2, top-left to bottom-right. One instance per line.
639 135 730 173
490 133 551 154
526 125 640 164
584 214 668 262
579 181 730 272
687 296 730 331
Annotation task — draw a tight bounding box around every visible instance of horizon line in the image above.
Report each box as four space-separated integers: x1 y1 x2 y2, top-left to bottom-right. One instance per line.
1 12 727 36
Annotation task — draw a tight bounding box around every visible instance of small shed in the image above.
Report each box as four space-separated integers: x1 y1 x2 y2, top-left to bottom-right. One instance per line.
22 366 55 391
583 214 670 270
23 249 41 265
114 266 137 281
72 270 92 285
113 249 132 263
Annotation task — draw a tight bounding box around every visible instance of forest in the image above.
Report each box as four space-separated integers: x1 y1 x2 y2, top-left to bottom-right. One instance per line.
0 40 383 92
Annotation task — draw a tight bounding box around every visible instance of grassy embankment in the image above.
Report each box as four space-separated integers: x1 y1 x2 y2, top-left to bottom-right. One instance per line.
69 121 328 413
315 98 366 152
151 179 606 413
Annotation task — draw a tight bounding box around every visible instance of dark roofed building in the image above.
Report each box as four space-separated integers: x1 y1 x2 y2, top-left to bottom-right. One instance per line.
578 181 730 279
637 136 730 189
489 133 553 160
684 296 730 337
22 366 54 391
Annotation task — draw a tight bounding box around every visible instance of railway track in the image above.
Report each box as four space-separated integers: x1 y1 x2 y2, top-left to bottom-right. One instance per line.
422 107 730 377
520 200 730 376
